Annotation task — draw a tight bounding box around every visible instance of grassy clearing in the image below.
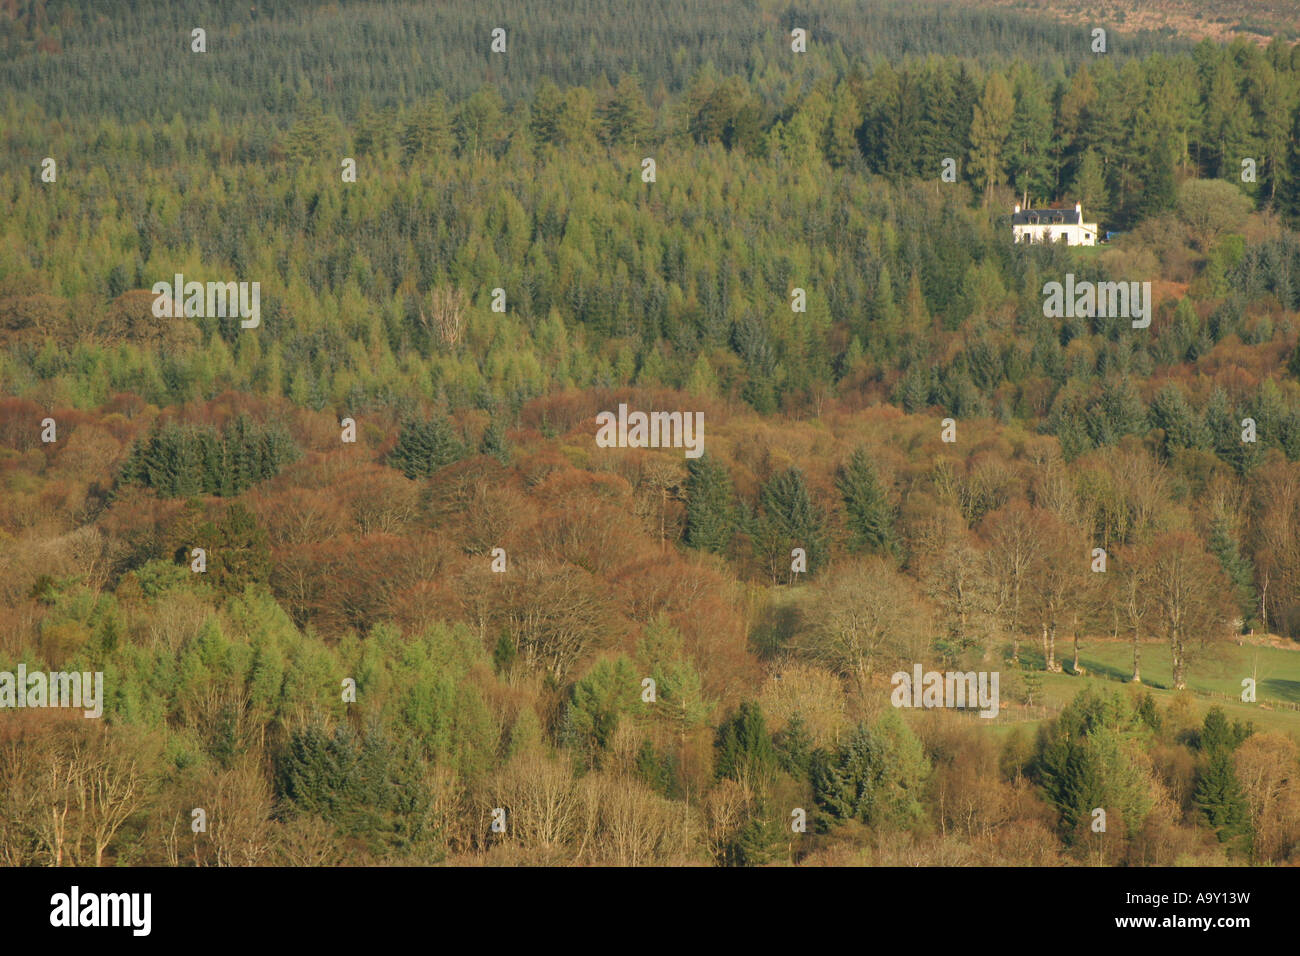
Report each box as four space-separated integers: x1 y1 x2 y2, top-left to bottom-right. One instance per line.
993 637 1300 737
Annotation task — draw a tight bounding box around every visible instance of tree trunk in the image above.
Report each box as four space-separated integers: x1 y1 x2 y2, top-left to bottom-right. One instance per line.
1171 632 1186 690
1131 628 1141 683
1260 573 1269 633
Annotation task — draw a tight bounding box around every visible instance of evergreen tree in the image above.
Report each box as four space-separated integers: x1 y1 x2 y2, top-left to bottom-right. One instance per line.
826 81 862 169
1138 136 1179 219
562 657 639 770
1208 517 1258 629
200 502 272 595
1149 384 1210 458
684 453 736 554
1278 104 1300 226
1198 705 1253 754
968 72 1014 205
1194 750 1252 848
479 417 510 464
715 701 777 787
810 714 928 830
389 416 465 479
401 93 453 164
773 712 814 780
719 801 784 867
599 73 653 148
528 79 566 147
836 447 897 555
1071 147 1110 224
1038 734 1105 840
1007 68 1053 204
756 467 827 577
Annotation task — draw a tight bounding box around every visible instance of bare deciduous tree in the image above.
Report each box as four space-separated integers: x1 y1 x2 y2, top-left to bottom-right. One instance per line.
1141 532 1232 690
419 287 469 349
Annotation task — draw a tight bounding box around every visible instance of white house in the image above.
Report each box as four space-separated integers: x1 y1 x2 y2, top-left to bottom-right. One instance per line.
1012 202 1098 246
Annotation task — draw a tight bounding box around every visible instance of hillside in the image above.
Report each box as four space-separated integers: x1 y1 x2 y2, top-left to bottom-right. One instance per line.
2 0 1300 870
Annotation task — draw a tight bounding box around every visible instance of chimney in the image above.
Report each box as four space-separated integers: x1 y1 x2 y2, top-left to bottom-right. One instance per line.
1014 203 1021 214
1075 201 1082 214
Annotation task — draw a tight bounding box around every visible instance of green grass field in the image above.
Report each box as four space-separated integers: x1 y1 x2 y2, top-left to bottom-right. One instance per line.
997 637 1300 737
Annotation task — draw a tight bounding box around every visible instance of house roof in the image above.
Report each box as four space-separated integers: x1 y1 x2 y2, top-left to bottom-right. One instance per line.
1012 207 1082 226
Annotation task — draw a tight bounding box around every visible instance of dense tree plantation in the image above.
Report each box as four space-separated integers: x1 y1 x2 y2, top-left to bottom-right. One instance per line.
0 0 1194 122
4 0 1300 867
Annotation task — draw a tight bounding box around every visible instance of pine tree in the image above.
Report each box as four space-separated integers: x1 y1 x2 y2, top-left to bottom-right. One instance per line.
1138 135 1178 220
968 72 1014 206
810 714 928 830
773 713 814 779
684 453 736 554
1199 705 1252 754
479 418 510 464
1071 147 1110 225
285 96 336 162
1208 517 1257 629
400 93 453 165
715 701 777 787
528 79 566 147
390 416 465 479
205 502 271 595
825 82 862 169
1149 384 1210 458
1279 103 1300 227
1038 735 1104 841
836 447 896 555
1194 750 1252 848
1007 68 1053 204
720 801 784 867
757 467 827 576
599 73 653 149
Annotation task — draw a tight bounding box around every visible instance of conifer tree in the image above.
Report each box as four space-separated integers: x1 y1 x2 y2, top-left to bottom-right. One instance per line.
715 701 777 787
968 72 1014 206
684 453 736 554
836 447 897 556
754 467 827 578
1195 750 1252 847
390 416 465 479
1208 516 1258 629
401 93 453 164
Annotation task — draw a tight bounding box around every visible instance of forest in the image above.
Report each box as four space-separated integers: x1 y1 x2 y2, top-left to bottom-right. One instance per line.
2 0 1300 866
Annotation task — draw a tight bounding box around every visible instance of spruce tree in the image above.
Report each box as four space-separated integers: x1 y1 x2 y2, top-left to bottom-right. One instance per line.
1038 735 1103 841
1279 104 1300 227
810 715 928 830
1207 517 1257 630
1195 750 1252 847
715 701 777 787
479 418 510 464
390 416 464 479
1199 706 1252 754
757 467 827 576
684 453 736 554
836 447 896 556
720 802 784 866
774 713 814 779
